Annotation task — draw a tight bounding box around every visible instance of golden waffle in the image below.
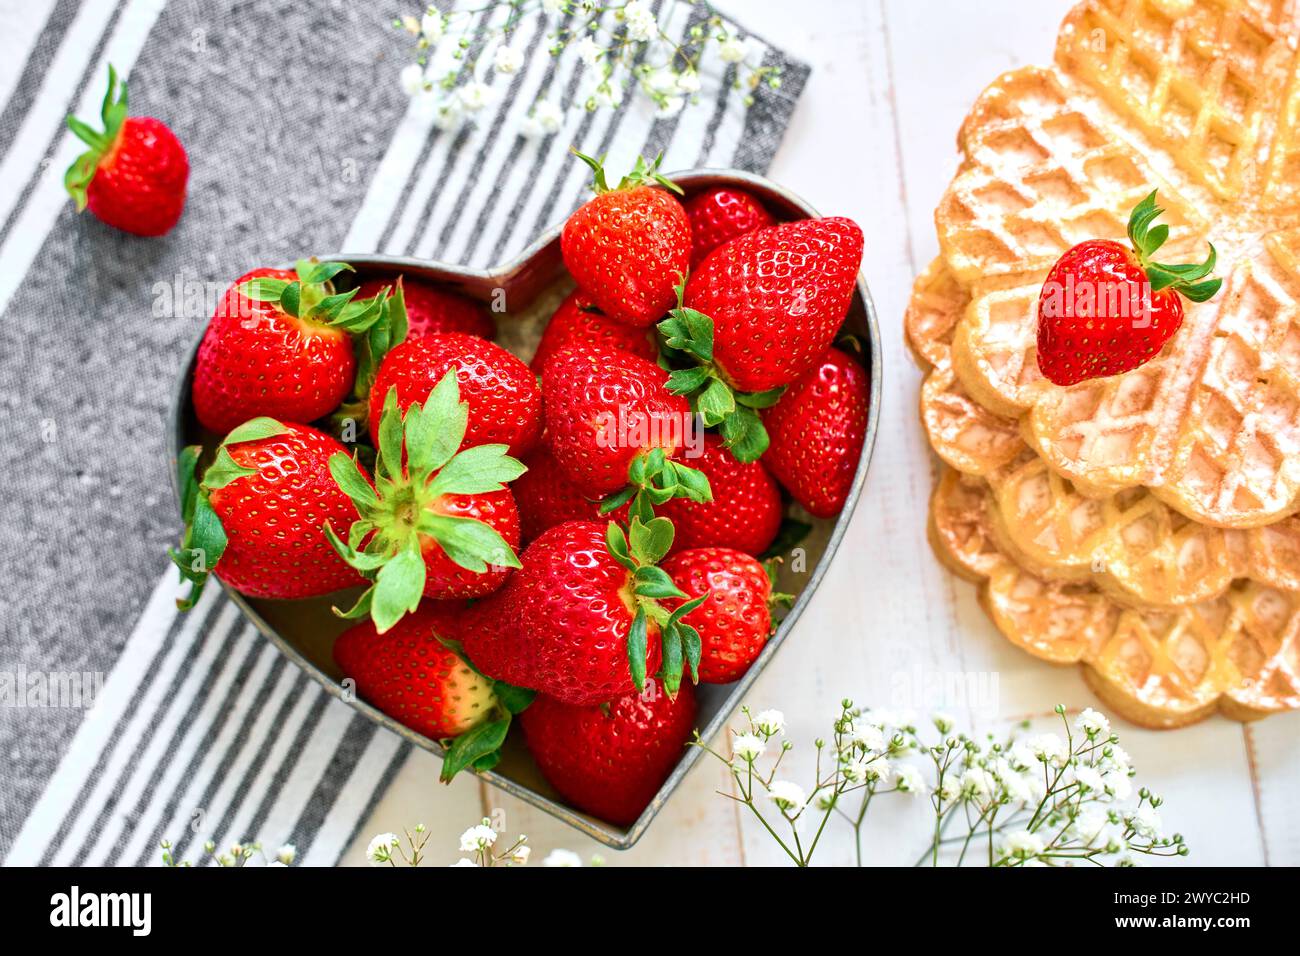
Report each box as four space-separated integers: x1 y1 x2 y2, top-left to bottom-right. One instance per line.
929 466 1300 728
934 0 1300 529
908 259 1300 607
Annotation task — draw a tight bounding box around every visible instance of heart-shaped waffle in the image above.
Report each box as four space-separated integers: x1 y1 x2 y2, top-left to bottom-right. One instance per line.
935 0 1300 529
908 258 1300 608
929 466 1300 728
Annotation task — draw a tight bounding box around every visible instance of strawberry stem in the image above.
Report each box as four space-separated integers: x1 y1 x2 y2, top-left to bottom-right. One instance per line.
64 64 130 211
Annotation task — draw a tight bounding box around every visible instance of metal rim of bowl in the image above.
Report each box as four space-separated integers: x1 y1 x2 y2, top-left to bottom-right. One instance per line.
167 167 883 851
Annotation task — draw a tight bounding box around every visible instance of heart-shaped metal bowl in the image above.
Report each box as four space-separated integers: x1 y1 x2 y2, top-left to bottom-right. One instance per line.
169 169 881 850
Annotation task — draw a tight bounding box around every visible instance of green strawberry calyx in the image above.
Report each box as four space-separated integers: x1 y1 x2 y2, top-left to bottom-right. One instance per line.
1126 191 1223 304
572 148 684 196
607 516 709 697
329 278 411 437
236 258 397 335
598 445 713 524
64 65 129 212
324 369 525 634
658 279 782 463
432 642 536 783
169 417 290 611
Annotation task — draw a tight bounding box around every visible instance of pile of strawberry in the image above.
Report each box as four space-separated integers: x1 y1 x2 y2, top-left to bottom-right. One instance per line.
172 154 868 827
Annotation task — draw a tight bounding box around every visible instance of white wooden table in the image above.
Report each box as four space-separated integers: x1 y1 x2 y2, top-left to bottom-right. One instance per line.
341 0 1300 867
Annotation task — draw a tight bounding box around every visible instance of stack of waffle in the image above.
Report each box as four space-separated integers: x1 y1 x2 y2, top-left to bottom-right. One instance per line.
909 0 1300 727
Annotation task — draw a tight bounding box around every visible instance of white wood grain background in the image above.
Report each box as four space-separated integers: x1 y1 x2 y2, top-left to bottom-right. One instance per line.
340 0 1300 867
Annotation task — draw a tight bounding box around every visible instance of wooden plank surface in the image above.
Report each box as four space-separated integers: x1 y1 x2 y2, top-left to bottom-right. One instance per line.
343 0 1300 867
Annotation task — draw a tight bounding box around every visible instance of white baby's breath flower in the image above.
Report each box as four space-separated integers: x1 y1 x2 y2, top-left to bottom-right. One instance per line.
1028 733 1066 764
623 0 658 42
459 824 498 853
275 844 296 866
589 80 623 110
1002 829 1044 858
676 69 701 94
456 81 495 113
542 0 566 15
960 767 995 802
494 45 524 74
895 764 926 794
768 780 806 814
993 758 1034 802
655 95 684 119
850 720 885 752
643 66 678 95
1128 805 1161 839
931 711 955 734
866 757 892 784
576 35 603 68
1070 806 1112 845
937 776 961 802
366 832 400 865
400 63 426 96
542 848 583 867
1008 741 1037 771
1076 708 1110 737
1075 765 1105 792
1104 767 1133 801
732 733 765 760
421 12 444 42
267 860 287 867
510 844 532 865
1101 745 1131 774
451 857 477 867
719 37 745 63
754 710 785 736
521 100 564 138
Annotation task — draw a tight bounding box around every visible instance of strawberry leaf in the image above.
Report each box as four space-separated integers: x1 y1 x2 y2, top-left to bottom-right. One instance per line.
223 416 289 447
237 277 290 303
327 452 378 512
418 514 521 573
605 521 635 571
331 585 375 621
426 443 526 498
375 388 405 482
660 627 684 696
200 447 257 491
440 716 512 782
627 606 649 693
493 681 536 715
695 377 735 425
719 404 770 462
371 542 426 633
633 565 686 599
628 515 674 566
296 259 354 285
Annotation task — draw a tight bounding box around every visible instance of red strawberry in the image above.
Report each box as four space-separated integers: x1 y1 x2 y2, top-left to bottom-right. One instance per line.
333 601 497 739
369 333 542 457
64 66 188 236
762 347 869 518
511 446 604 544
662 548 782 684
327 371 525 631
469 518 705 704
685 186 774 268
658 434 783 556
520 678 697 825
1036 191 1222 386
356 276 493 341
561 152 691 328
661 217 863 462
193 261 395 435
530 290 658 372
170 419 363 606
541 344 711 517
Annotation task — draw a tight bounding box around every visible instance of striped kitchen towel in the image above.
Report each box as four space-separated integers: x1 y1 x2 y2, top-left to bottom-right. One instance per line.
0 0 808 865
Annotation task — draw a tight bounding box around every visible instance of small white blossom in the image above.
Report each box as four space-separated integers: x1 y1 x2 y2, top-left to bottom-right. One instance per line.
510 844 531 865
542 848 583 867
275 844 296 866
366 832 400 865
1002 829 1044 858
623 0 657 42
993 758 1034 802
576 36 603 68
849 720 885 752
1076 708 1110 737
456 81 495 113
937 776 961 802
960 767 995 802
542 0 566 15
931 711 955 734
719 37 745 63
732 733 765 760
267 860 287 867
676 69 701 94
451 857 477 867
421 12 444 42
521 100 564 138
753 710 785 736
1028 733 1066 764
1128 805 1161 839
1104 767 1133 801
459 824 497 853
895 764 926 794
1101 745 1131 773
494 45 524 74
767 780 806 814
1075 765 1106 792
400 63 426 96
1070 806 1112 844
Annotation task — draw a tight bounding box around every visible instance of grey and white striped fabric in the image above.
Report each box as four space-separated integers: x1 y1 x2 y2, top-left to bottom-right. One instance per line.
0 0 807 865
